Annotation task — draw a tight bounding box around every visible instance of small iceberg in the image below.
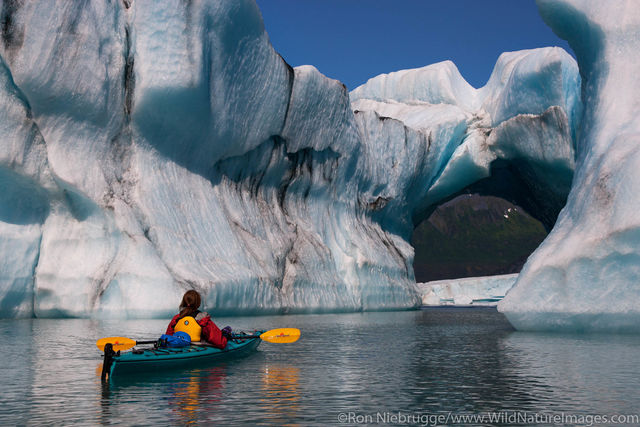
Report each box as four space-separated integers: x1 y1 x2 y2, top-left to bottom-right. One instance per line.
418 274 517 306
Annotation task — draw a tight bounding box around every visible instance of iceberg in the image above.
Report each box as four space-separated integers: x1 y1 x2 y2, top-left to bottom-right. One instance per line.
0 0 595 320
0 0 418 317
418 274 517 306
498 0 640 333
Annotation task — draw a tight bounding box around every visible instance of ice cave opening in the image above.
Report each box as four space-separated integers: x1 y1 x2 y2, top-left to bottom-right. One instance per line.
412 193 548 284
411 152 573 286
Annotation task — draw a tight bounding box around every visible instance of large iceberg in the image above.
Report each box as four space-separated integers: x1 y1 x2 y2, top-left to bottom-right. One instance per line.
0 0 420 317
498 0 640 333
0 0 595 321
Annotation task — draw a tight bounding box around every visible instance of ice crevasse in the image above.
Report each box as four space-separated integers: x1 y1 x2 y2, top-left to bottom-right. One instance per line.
0 0 634 331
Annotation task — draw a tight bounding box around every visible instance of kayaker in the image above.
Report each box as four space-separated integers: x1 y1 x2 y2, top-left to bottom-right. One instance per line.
166 290 232 349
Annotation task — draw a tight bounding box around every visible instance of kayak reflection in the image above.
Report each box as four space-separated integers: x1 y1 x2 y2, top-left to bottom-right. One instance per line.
98 364 227 425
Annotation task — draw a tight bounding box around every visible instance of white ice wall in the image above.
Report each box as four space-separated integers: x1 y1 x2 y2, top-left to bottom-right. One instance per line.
0 0 420 317
498 0 640 332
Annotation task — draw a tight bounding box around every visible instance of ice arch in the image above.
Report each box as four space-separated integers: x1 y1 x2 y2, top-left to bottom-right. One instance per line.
350 47 580 238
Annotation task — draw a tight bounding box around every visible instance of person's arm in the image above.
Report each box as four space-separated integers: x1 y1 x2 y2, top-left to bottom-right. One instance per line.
198 315 228 349
166 314 180 335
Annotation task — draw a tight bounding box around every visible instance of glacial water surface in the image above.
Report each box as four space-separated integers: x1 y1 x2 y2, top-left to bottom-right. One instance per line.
1 309 639 425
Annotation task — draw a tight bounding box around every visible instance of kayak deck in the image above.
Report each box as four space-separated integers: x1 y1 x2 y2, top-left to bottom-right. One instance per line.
103 333 263 379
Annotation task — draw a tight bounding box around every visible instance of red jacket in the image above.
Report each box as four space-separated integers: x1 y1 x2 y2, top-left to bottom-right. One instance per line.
166 311 227 349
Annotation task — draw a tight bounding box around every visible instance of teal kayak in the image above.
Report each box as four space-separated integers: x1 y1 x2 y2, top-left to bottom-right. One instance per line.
102 332 264 379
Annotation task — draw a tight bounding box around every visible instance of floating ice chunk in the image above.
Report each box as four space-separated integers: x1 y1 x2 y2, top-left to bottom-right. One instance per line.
418 274 517 306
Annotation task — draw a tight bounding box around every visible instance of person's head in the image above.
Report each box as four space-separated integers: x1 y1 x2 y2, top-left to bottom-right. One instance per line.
179 289 201 318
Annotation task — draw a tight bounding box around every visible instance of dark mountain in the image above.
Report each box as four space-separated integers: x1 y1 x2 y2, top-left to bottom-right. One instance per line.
411 194 547 282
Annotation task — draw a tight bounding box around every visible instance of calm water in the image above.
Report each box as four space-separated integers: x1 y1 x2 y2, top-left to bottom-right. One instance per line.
1 309 639 425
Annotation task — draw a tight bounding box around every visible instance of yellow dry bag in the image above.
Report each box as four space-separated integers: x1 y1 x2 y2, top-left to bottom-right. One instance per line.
174 316 202 342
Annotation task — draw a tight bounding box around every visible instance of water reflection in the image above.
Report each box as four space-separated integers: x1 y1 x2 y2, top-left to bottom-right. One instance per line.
499 332 640 414
99 364 228 425
2 312 639 425
406 309 531 413
99 380 112 425
97 345 303 424
170 366 227 424
0 319 35 421
260 364 301 424
407 309 640 417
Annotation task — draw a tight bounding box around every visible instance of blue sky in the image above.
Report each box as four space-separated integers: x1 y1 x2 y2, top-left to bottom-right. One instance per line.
255 0 573 90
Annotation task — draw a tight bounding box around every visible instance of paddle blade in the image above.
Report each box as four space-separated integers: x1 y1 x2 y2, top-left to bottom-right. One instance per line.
96 337 137 352
260 328 300 344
